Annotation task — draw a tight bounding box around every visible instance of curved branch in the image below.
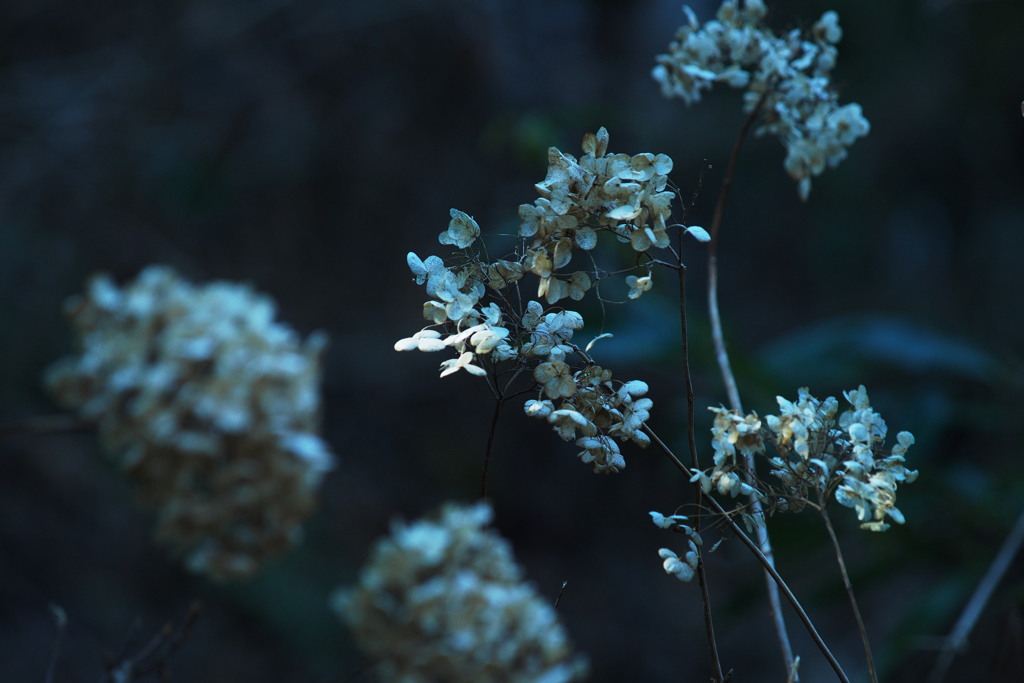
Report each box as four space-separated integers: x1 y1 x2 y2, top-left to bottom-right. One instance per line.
643 424 850 683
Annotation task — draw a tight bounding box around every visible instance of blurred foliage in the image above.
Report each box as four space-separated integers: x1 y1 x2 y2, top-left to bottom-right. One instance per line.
2 0 1023 681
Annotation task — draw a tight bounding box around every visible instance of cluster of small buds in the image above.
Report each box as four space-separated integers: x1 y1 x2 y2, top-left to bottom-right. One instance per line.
524 371 652 474
650 512 702 582
45 266 335 577
397 129 698 471
332 502 588 682
652 0 870 199
701 386 918 530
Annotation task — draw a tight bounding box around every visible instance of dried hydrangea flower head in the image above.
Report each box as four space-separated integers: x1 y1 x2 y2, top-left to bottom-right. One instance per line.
396 129 698 473
333 502 588 682
653 0 870 199
45 266 335 578
700 386 918 530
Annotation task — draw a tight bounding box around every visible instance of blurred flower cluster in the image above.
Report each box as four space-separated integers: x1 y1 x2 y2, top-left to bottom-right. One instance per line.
46 266 334 577
396 129 705 473
652 0 870 199
332 502 588 682
699 386 918 531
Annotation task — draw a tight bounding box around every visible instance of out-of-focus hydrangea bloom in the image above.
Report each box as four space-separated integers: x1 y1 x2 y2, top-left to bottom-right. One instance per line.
653 0 870 199
702 386 917 529
45 266 334 578
332 502 588 682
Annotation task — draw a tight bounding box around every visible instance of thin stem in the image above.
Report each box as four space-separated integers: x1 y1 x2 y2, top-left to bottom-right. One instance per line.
644 425 850 683
0 413 89 438
45 605 67 683
707 263 741 411
928 504 1024 682
819 502 878 683
706 95 768 414
676 253 725 682
480 397 504 499
749 451 794 674
705 91 796 677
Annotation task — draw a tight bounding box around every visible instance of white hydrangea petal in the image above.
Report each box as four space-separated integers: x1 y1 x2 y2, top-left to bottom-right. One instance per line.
685 225 711 242
439 209 481 249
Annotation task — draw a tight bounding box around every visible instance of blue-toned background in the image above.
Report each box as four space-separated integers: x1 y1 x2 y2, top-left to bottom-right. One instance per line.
2 1 1022 680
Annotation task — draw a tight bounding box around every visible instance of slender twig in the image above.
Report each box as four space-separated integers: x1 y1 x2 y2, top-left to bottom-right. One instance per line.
554 580 569 609
675 248 725 682
480 397 505 499
479 364 530 499
928 504 1024 682
644 425 850 683
706 95 767 413
0 413 89 438
99 602 202 683
705 91 796 677
818 499 878 683
44 605 67 683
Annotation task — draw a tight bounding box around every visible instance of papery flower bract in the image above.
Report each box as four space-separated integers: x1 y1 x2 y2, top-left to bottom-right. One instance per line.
524 399 555 419
521 309 584 361
576 435 625 473
439 351 487 378
439 209 481 249
485 259 527 290
566 271 592 301
652 511 702 582
521 300 545 329
658 548 696 582
649 511 689 530
422 300 448 324
709 406 765 468
469 325 510 354
685 225 711 242
395 329 447 352
407 252 446 288
548 409 598 441
626 275 653 299
534 361 576 399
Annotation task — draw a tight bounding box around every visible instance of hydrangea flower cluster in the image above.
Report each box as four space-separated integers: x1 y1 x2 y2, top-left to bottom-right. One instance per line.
650 512 703 583
396 129 699 472
45 266 335 577
332 502 588 682
652 0 870 199
525 369 652 473
521 126 675 296
699 386 918 531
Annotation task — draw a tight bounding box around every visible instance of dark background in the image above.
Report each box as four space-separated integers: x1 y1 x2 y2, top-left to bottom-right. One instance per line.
2 0 1023 681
